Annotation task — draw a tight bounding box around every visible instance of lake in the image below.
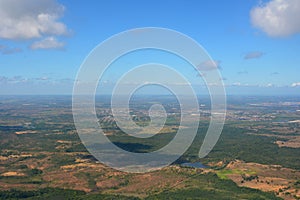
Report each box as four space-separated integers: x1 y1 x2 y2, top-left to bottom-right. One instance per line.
180 162 207 168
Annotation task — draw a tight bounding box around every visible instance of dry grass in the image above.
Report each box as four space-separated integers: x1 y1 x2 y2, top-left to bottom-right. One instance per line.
276 137 300 148
1 171 26 177
218 160 300 200
247 132 300 148
15 130 37 135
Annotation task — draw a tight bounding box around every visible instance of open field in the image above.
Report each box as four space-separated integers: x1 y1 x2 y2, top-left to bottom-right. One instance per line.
213 160 300 200
0 95 299 199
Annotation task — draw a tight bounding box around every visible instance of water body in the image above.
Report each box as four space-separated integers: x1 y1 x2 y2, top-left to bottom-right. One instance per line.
180 162 207 168
0 125 24 131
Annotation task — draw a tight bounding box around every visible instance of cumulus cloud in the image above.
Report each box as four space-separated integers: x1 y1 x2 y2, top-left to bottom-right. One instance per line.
0 0 69 40
244 51 264 59
197 60 221 71
251 0 300 37
291 82 300 87
30 37 65 50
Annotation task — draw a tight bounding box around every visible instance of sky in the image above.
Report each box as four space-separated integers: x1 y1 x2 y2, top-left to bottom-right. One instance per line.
0 0 300 95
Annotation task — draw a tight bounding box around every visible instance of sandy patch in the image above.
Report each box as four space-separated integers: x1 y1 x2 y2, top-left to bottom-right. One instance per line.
1 171 26 177
275 138 300 148
219 160 300 200
247 132 300 148
15 130 37 135
0 156 8 161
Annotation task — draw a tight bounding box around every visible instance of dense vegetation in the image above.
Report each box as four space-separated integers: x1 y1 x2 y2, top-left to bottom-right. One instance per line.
0 173 281 200
0 188 139 200
0 95 299 199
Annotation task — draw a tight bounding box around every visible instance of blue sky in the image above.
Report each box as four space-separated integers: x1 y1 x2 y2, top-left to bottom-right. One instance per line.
0 0 300 95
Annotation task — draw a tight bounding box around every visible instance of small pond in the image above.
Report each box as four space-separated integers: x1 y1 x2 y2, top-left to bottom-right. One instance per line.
180 162 207 168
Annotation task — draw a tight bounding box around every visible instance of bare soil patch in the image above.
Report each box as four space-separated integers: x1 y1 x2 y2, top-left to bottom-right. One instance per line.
219 160 300 200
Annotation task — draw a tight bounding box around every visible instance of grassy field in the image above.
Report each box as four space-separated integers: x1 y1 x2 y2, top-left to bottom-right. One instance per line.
0 96 300 199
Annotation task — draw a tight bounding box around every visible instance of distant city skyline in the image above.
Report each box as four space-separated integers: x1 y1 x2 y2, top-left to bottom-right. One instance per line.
0 0 300 95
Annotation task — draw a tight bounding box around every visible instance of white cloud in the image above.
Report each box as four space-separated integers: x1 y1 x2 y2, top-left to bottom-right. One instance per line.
0 75 74 85
291 82 300 87
251 0 300 37
0 76 27 84
0 0 69 40
197 60 221 71
36 77 50 81
244 51 264 59
228 83 287 88
30 37 65 50
231 82 241 86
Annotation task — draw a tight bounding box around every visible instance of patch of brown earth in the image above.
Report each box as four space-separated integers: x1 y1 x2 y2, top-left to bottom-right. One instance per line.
247 132 300 148
15 131 37 135
276 137 300 148
1 171 26 177
103 172 185 198
43 170 91 192
223 160 300 200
